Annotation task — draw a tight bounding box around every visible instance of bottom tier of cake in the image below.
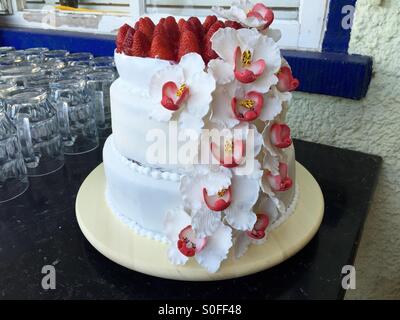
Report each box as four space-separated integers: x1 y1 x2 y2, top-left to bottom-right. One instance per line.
103 135 298 241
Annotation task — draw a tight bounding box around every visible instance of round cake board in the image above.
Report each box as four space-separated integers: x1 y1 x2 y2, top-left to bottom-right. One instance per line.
76 162 324 281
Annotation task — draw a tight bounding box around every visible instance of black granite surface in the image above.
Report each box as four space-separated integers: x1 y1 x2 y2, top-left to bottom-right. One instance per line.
0 139 382 300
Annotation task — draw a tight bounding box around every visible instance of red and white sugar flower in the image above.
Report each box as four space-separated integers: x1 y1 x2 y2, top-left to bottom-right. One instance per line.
209 122 263 176
210 82 288 127
149 53 216 134
164 207 232 273
212 0 274 30
233 194 279 258
208 27 281 93
180 165 232 237
262 120 293 175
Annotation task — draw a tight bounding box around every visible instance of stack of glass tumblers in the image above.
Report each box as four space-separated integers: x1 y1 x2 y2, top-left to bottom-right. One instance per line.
0 46 118 203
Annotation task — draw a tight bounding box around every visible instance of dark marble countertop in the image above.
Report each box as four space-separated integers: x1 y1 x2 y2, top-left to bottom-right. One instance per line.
0 139 382 300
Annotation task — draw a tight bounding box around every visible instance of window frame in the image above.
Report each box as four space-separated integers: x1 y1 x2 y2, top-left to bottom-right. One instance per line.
0 0 329 51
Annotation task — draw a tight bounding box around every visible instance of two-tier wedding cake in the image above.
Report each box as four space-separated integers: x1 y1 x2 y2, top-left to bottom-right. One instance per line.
103 0 301 273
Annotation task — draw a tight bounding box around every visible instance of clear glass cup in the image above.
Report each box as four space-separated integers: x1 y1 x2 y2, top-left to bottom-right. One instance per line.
0 111 29 203
49 79 98 155
0 64 42 87
55 65 89 80
0 46 15 55
42 50 69 62
5 88 64 176
0 55 17 67
0 82 18 110
11 50 28 63
23 74 55 91
40 59 66 76
24 47 49 63
66 52 93 66
86 70 117 138
92 56 115 68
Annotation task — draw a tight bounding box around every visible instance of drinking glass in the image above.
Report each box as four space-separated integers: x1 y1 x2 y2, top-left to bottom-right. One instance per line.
55 65 88 80
24 47 49 63
5 88 64 176
42 50 69 62
0 47 15 55
0 82 18 110
49 79 98 155
92 56 115 68
23 74 55 91
0 111 29 203
0 64 42 87
66 52 93 66
40 60 66 76
0 55 17 67
86 70 117 137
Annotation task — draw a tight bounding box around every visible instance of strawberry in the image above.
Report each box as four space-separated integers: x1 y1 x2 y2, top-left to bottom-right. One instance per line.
153 21 167 38
224 20 243 29
138 17 155 42
122 26 136 55
203 15 218 32
178 29 201 60
202 21 224 63
116 24 132 53
165 16 180 43
178 18 186 33
150 34 176 61
129 30 150 57
188 16 204 42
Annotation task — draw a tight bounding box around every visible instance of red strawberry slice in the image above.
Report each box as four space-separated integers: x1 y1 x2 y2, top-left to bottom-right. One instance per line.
202 20 224 63
178 29 201 61
164 16 180 43
188 17 204 43
150 34 176 61
122 26 136 55
138 17 155 42
224 20 243 30
129 30 150 57
116 23 132 53
203 15 218 32
178 18 186 33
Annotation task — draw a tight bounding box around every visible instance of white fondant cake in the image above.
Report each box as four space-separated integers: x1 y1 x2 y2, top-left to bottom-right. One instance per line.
104 1 301 273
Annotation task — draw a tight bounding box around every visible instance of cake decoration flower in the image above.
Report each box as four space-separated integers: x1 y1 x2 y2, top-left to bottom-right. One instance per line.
276 66 300 92
209 122 263 173
232 195 278 258
164 207 232 273
224 175 259 231
212 1 274 30
180 165 232 237
149 53 216 134
209 27 281 92
210 82 287 127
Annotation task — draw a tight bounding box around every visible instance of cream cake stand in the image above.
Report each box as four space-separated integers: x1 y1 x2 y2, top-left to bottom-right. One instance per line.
76 162 324 281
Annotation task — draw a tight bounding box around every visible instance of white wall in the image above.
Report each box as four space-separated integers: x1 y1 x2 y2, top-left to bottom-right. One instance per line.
287 0 400 299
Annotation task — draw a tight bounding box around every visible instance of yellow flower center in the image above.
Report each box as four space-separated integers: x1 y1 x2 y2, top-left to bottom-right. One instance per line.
217 189 227 198
242 50 252 67
176 84 187 97
224 139 234 153
240 99 255 110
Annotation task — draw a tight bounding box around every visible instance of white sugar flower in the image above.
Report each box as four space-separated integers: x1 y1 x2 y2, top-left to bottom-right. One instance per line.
210 82 288 128
232 194 278 258
180 165 232 237
149 53 216 134
212 0 275 30
164 207 232 273
209 28 281 93
209 122 263 177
